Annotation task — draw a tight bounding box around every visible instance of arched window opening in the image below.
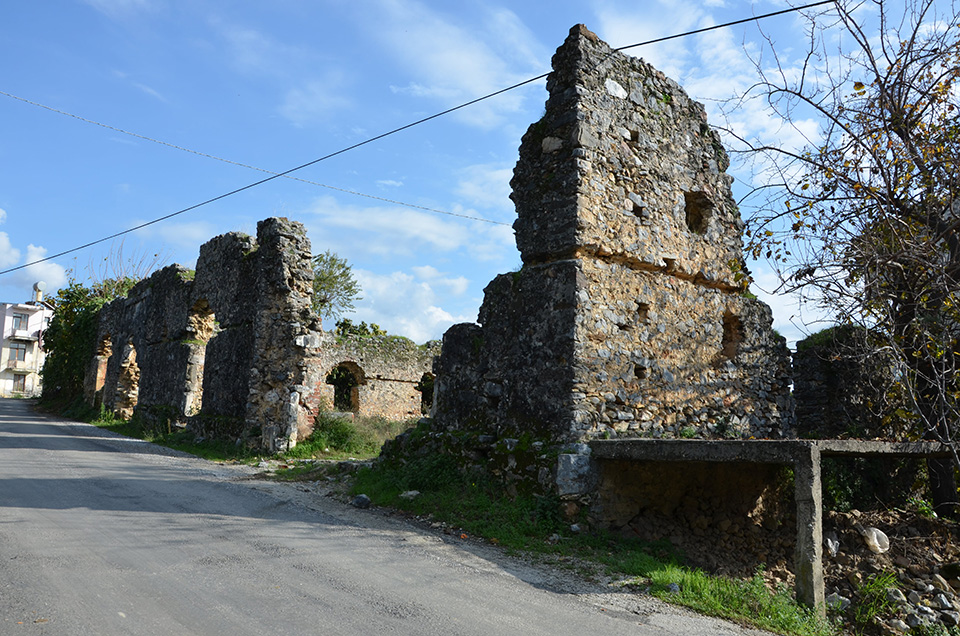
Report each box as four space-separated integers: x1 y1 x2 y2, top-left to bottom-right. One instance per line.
416 373 435 414
184 299 216 415
115 339 140 419
94 334 113 398
326 362 365 412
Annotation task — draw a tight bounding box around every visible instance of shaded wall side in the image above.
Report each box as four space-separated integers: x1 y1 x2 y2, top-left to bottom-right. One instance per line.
193 232 259 422
433 262 578 443
246 218 318 451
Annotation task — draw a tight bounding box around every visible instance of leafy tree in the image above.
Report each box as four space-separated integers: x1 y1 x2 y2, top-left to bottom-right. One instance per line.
738 0 960 514
334 318 386 338
312 250 361 324
41 277 137 404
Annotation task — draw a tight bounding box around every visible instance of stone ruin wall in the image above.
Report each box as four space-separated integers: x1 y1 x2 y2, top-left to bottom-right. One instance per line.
83 217 435 452
430 25 792 448
792 329 903 439
302 333 438 424
408 25 793 499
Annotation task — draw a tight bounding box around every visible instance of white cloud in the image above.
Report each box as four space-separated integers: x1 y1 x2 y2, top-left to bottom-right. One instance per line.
749 263 832 349
303 195 514 262
360 0 548 128
411 265 469 296
133 82 167 102
83 0 156 19
133 220 217 251
0 233 20 268
215 23 278 75
279 77 353 127
10 245 67 293
351 269 473 342
455 164 514 212
593 0 703 79
376 180 404 188
0 207 7 224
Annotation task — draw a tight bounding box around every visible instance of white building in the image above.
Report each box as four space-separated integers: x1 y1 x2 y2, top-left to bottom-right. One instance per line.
1 283 55 398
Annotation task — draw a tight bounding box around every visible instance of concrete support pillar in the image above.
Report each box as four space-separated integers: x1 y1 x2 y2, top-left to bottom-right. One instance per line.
794 444 824 613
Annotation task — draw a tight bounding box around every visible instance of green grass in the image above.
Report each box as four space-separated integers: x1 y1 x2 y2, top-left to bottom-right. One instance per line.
280 413 414 461
351 454 837 636
71 401 413 464
852 572 898 636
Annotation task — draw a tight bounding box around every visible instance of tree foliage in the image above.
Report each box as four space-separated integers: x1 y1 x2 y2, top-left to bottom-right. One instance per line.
333 318 386 338
312 250 361 324
41 278 137 404
738 0 960 512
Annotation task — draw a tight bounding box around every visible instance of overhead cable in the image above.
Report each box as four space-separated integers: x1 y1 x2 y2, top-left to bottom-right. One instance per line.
0 0 835 277
0 90 511 227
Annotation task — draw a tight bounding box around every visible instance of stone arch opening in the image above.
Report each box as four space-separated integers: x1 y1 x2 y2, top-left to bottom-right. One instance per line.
683 191 713 234
720 311 743 362
115 339 140 419
184 299 216 415
416 372 435 414
326 362 365 412
93 334 113 406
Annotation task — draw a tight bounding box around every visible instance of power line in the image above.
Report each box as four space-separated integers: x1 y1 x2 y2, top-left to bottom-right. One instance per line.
0 0 835 278
0 90 511 227
614 1 833 53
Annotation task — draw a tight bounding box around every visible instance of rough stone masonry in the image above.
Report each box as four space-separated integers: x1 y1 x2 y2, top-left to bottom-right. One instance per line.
84 218 437 452
411 25 793 497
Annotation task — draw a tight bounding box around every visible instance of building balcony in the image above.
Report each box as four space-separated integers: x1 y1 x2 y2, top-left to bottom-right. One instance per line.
6 359 33 371
9 330 39 342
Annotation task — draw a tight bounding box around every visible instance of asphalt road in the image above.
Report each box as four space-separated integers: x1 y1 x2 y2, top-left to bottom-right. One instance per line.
0 398 772 635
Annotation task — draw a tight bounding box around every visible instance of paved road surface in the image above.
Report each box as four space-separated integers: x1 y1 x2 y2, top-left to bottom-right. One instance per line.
0 399 771 635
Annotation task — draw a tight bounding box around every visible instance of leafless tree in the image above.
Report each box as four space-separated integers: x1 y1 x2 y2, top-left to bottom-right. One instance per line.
731 0 960 514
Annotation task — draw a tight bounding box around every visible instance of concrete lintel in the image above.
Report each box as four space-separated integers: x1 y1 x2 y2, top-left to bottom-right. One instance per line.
589 439 811 464
815 439 951 458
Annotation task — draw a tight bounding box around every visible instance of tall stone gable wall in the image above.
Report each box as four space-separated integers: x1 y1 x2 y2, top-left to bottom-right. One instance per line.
84 217 434 452
423 25 793 496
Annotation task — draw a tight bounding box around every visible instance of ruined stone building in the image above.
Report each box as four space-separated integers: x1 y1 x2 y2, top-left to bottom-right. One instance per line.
84 218 437 451
401 25 793 495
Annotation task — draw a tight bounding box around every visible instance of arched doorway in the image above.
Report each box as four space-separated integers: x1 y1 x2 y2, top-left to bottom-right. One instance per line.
115 338 140 419
326 362 365 412
184 299 216 415
416 372 435 414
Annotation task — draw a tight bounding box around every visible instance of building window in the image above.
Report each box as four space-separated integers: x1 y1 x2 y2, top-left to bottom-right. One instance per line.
12 374 26 392
10 342 27 361
12 313 28 330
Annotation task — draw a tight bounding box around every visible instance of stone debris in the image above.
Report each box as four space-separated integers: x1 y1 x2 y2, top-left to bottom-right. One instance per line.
826 592 851 611
824 529 840 557
351 494 371 509
855 524 890 554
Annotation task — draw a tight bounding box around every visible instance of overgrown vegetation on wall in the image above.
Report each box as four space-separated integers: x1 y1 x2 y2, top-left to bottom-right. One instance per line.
41 278 136 407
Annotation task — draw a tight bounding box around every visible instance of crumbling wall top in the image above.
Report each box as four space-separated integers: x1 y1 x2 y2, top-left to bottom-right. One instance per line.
512 24 745 289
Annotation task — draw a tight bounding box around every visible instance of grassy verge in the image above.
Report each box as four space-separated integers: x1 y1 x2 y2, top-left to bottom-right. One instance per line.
43 399 834 635
47 398 412 464
349 453 837 636
280 412 414 461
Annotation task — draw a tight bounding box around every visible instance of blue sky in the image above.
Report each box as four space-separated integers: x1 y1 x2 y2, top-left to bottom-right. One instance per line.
0 0 883 344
